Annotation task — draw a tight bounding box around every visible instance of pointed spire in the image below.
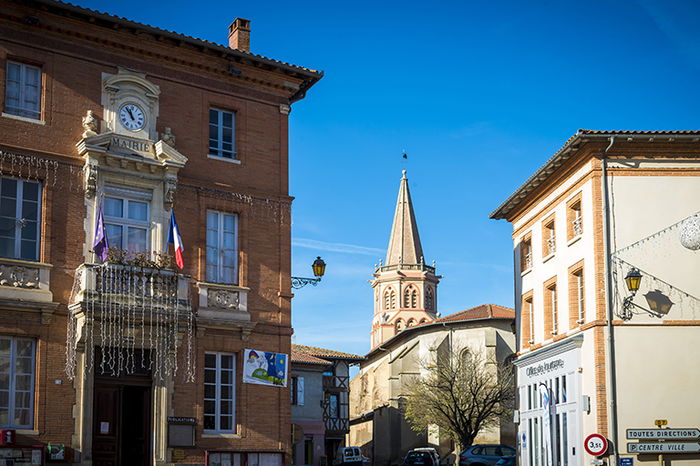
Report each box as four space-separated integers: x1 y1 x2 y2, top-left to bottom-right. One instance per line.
385 170 424 266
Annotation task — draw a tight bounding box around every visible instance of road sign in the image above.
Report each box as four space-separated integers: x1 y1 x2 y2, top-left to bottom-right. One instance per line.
619 458 634 466
655 419 668 426
585 433 609 456
627 429 700 440
627 442 700 454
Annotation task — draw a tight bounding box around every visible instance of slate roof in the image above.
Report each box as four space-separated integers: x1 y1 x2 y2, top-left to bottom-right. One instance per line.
490 129 700 220
292 344 364 362
23 0 323 78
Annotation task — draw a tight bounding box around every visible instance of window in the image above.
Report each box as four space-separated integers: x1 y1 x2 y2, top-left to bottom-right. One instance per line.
0 178 41 261
207 452 242 466
425 286 434 310
522 293 534 347
290 376 304 406
542 216 556 257
103 187 151 253
384 288 396 310
544 279 558 336
567 195 583 240
395 319 404 332
520 235 532 272
5 61 41 120
204 353 236 433
326 393 339 418
569 264 585 327
0 337 35 428
206 211 238 284
209 108 236 159
403 285 418 308
406 319 416 328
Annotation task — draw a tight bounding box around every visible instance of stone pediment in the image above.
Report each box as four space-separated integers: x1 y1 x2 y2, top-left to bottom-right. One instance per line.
77 132 187 168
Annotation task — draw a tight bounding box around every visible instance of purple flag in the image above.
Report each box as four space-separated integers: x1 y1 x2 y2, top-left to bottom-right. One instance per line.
93 200 109 262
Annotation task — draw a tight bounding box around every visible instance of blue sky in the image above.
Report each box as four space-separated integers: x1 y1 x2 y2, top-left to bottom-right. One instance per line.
78 0 700 357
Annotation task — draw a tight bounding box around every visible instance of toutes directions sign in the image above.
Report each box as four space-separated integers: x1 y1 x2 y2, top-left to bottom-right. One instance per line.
627 429 700 440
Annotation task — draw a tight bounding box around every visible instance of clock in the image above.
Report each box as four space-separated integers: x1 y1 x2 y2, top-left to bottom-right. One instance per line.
118 103 146 131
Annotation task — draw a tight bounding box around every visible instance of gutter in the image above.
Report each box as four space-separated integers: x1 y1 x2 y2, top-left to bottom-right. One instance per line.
601 136 620 464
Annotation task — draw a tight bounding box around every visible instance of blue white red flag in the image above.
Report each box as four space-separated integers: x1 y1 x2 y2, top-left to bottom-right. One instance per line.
168 210 184 269
93 200 109 262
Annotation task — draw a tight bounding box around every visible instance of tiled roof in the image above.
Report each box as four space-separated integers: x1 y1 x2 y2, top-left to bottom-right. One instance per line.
28 0 323 77
490 129 700 220
437 303 515 322
291 350 332 366
292 344 364 361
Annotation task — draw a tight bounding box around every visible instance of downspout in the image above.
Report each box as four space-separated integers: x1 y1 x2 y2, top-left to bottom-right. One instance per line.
601 136 620 464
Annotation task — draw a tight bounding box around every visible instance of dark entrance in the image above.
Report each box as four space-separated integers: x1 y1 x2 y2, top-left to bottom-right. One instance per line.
92 349 152 466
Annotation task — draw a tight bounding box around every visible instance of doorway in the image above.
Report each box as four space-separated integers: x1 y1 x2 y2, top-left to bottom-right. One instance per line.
92 350 152 466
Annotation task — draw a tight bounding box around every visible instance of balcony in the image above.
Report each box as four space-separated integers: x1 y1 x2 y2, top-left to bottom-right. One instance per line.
375 263 435 274
195 282 254 339
71 262 190 313
0 257 56 322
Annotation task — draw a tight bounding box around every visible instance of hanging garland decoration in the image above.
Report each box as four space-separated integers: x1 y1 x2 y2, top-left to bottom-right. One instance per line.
0 149 86 192
612 210 700 258
66 263 195 383
180 183 292 226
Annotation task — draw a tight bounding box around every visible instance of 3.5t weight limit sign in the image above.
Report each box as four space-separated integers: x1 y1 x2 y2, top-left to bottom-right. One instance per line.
585 433 609 456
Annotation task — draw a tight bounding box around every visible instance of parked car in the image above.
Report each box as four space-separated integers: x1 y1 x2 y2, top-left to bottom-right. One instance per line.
458 445 516 466
402 448 440 466
494 456 515 466
334 447 364 466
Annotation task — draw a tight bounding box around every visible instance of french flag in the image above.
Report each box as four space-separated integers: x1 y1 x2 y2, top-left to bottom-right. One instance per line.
168 210 184 269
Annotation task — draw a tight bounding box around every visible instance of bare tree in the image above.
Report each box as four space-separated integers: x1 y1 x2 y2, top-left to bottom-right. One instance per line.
403 348 515 449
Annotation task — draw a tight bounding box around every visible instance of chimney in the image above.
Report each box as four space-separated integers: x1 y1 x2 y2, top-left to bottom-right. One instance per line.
228 18 251 53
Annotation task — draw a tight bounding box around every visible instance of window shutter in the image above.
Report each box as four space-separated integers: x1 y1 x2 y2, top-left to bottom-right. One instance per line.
297 376 304 406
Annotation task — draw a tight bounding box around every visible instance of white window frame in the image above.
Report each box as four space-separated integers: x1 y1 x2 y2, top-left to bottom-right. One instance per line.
0 337 36 429
0 178 41 261
208 108 236 159
550 285 558 335
204 352 236 434
576 270 584 323
4 61 42 120
102 186 152 254
206 211 238 284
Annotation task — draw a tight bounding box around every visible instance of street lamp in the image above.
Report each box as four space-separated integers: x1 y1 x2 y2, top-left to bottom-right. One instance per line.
621 268 642 320
292 256 326 289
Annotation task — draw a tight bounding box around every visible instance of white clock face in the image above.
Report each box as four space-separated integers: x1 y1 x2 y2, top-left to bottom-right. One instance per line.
118 103 146 131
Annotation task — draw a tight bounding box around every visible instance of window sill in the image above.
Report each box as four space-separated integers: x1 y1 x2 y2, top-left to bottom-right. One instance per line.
14 429 39 435
567 235 582 247
208 154 241 164
576 319 585 325
201 432 241 439
521 268 532 277
542 253 555 263
2 112 45 125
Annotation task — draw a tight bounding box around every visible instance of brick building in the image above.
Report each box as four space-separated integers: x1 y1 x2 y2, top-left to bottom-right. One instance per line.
491 130 700 466
0 0 321 464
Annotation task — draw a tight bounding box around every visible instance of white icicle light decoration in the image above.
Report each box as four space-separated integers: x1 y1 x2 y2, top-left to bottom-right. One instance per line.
679 215 700 251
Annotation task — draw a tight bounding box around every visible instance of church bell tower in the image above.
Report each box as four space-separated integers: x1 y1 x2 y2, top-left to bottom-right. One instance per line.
370 170 440 348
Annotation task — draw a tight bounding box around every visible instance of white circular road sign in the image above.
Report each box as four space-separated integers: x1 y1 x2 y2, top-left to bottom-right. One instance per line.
585 433 609 456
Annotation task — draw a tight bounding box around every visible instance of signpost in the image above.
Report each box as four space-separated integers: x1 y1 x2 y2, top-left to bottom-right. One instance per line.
585 433 609 457
627 442 700 454
619 458 633 466
627 429 700 440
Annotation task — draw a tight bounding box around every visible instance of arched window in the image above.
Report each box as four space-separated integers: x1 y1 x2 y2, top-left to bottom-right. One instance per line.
461 349 473 367
384 288 397 310
395 319 404 332
407 319 416 328
419 318 427 324
404 285 419 308
425 287 434 310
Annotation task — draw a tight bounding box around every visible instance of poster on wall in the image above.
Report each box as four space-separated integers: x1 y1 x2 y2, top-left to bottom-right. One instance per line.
243 349 288 387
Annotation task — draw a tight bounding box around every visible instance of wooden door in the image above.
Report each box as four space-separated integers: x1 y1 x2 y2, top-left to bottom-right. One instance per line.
93 384 121 466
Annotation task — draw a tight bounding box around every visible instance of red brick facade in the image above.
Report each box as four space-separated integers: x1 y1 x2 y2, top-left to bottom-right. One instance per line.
0 0 320 464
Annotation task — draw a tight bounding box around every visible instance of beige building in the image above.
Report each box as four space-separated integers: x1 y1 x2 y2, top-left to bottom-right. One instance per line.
349 171 516 465
490 130 700 466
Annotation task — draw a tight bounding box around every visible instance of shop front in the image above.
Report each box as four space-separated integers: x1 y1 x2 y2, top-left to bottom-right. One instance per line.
515 336 583 466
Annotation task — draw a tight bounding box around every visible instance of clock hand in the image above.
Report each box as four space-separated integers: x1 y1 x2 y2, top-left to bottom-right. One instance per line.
126 107 135 121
